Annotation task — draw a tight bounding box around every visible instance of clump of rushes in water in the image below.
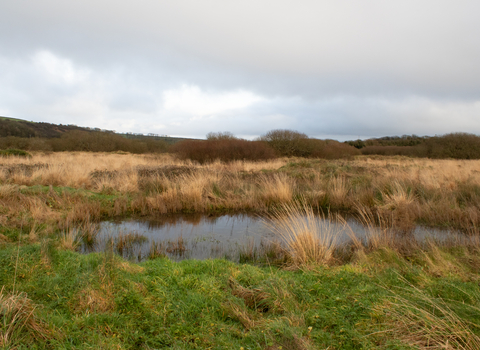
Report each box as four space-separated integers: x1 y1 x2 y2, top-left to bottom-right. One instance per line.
148 240 166 259
266 201 347 267
79 221 99 248
112 232 148 257
238 238 287 265
166 235 187 255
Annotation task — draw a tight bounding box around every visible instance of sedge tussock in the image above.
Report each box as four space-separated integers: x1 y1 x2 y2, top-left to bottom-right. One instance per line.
354 205 397 251
266 201 344 267
257 173 293 205
329 176 349 205
379 180 416 210
60 228 82 251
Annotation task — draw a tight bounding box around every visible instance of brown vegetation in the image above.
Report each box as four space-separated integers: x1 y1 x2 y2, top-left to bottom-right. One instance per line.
171 138 276 163
360 133 480 159
1 152 480 237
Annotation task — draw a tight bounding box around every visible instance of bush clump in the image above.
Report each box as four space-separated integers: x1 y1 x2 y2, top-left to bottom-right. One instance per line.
260 129 360 159
171 138 276 163
260 129 312 157
360 133 480 159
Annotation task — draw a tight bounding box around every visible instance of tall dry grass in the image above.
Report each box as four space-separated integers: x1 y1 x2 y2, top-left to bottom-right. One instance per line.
2 152 480 233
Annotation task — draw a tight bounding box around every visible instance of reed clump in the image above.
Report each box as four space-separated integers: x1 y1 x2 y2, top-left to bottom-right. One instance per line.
266 201 343 267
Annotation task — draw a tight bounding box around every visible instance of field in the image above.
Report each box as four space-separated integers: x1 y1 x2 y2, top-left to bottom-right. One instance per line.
1 152 480 349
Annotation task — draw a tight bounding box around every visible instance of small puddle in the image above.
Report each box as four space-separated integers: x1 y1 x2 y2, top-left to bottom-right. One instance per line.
81 214 461 262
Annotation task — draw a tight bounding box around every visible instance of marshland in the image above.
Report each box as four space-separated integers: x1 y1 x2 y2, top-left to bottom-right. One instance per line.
1 143 480 349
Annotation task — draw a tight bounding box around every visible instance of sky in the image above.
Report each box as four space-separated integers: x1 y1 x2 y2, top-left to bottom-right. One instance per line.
1 1 480 140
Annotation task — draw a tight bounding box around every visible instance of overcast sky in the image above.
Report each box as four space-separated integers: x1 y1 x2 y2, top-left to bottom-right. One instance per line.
1 1 479 140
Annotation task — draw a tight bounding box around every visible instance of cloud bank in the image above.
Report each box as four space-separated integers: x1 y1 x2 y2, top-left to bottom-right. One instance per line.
1 0 479 140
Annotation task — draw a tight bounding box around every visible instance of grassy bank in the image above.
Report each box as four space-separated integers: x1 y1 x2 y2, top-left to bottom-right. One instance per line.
1 238 480 349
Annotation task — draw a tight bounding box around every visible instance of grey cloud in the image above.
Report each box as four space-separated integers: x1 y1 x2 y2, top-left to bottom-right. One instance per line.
1 0 480 139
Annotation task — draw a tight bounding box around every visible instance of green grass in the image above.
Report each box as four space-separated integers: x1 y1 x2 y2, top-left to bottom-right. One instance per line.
0 116 30 122
1 240 479 349
0 149 32 158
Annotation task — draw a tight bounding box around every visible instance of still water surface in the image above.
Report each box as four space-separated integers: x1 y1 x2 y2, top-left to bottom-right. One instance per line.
81 213 459 262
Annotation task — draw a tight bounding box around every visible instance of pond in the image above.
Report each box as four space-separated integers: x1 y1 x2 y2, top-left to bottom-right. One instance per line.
80 213 461 262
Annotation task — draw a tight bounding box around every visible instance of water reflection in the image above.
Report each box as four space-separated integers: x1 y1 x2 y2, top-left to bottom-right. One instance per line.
81 213 462 262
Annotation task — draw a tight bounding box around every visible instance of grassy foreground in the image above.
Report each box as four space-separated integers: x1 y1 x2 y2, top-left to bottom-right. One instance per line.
1 239 480 349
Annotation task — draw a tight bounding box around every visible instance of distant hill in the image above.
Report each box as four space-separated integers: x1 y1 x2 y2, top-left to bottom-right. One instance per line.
0 116 94 138
0 116 192 145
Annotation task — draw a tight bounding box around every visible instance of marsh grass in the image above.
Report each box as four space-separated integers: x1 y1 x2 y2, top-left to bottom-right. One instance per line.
2 152 480 231
110 232 148 257
60 228 83 251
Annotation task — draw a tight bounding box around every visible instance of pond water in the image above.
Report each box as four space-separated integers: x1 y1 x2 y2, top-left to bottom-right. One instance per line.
80 213 461 262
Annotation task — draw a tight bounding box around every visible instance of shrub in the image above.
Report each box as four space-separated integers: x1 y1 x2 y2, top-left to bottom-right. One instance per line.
424 133 480 159
361 145 420 157
206 131 237 141
260 129 312 157
361 133 480 159
171 139 276 163
311 140 361 159
0 149 32 158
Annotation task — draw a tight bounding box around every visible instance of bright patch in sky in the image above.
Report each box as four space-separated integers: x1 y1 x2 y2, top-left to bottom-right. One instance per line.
33 50 90 85
163 85 264 117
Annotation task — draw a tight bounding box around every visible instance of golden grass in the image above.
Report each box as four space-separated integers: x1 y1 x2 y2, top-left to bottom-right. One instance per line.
257 173 293 205
328 176 349 206
72 287 115 314
2 152 480 233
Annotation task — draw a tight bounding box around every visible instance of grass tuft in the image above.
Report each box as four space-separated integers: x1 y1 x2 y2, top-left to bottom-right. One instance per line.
0 287 53 348
266 201 343 267
378 281 480 349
